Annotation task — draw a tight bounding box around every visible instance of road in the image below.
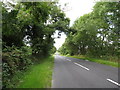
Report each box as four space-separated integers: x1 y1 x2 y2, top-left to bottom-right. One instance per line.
52 55 119 88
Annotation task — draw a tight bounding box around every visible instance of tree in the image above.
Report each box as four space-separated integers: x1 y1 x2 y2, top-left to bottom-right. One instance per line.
59 2 119 59
2 1 70 88
2 2 70 56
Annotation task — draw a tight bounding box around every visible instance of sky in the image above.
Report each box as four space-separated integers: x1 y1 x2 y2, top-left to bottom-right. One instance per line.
54 0 96 50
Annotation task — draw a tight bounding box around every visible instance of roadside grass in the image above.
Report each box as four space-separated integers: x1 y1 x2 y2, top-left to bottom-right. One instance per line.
65 55 119 67
14 55 54 88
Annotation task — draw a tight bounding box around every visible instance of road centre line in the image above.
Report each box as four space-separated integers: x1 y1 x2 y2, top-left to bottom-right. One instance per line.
67 59 71 61
107 78 120 86
74 62 90 71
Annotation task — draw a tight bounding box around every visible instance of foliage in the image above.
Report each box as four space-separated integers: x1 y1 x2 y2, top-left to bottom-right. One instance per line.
59 2 119 62
2 1 70 88
50 46 57 54
2 2 70 56
2 46 32 88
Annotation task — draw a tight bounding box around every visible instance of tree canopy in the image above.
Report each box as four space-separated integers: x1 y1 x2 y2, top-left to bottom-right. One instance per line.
2 1 70 88
2 1 70 56
59 2 119 59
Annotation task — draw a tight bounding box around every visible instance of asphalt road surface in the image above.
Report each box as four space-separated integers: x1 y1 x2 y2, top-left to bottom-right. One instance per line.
52 55 119 88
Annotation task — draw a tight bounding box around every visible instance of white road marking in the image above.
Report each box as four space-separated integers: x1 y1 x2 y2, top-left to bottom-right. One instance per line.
85 60 89 61
74 62 90 71
107 79 120 86
67 59 71 61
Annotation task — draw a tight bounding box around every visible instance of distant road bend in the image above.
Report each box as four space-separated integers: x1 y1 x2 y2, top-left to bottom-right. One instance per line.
52 54 119 88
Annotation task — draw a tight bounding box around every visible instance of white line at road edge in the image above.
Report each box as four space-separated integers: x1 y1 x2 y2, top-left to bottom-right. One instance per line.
107 79 120 86
74 62 90 71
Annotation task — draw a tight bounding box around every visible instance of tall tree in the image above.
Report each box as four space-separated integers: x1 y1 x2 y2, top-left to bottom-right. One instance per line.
59 2 119 59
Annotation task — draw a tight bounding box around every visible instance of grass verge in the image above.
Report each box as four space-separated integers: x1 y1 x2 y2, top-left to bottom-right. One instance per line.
65 55 118 67
14 55 54 88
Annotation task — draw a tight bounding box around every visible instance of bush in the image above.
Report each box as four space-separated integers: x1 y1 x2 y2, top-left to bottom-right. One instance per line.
2 46 32 88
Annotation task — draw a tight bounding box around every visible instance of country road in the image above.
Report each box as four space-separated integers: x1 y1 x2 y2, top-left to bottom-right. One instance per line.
52 55 119 88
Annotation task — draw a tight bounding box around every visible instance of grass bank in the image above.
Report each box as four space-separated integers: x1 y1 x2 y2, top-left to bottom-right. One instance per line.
13 55 54 88
64 55 118 67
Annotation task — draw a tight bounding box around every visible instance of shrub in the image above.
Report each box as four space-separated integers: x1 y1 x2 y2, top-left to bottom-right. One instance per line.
2 46 32 88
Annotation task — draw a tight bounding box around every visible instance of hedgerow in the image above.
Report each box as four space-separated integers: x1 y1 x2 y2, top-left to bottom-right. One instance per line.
2 46 32 88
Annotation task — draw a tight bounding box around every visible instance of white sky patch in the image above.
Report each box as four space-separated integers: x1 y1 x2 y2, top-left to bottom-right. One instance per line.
54 0 95 50
53 30 66 50
59 0 95 26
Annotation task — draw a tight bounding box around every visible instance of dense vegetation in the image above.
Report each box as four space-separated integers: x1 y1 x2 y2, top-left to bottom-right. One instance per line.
59 2 119 62
2 1 119 88
2 1 69 88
